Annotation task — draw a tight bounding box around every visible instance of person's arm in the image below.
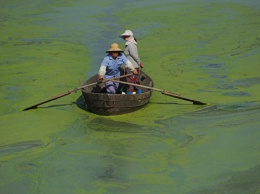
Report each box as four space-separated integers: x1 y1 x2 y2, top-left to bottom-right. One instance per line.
98 56 109 79
128 44 142 66
139 61 144 68
125 60 137 74
98 66 106 79
122 54 137 74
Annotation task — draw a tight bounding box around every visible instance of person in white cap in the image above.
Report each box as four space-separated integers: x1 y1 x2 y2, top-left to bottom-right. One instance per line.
98 43 137 94
120 30 144 94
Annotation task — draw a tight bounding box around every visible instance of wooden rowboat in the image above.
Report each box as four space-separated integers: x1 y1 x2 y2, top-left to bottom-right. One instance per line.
23 68 205 112
81 70 154 115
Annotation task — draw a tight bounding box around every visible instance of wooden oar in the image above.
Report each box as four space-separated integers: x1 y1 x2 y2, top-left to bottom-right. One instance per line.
23 74 132 111
112 79 206 105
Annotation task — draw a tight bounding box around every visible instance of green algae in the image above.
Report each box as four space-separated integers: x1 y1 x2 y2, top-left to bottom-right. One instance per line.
0 0 90 157
114 1 260 107
0 0 260 194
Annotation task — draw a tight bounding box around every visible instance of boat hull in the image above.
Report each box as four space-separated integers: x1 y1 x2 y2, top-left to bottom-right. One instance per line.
81 71 153 115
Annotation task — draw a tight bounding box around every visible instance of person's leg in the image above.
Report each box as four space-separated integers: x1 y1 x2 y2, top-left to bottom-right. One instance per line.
105 81 119 94
134 69 142 94
125 68 143 94
125 69 136 94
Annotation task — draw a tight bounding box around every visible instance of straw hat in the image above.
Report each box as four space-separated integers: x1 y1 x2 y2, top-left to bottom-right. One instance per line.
106 43 123 53
119 30 133 37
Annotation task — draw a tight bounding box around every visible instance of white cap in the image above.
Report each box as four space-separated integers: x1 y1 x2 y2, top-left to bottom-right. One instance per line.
119 30 133 37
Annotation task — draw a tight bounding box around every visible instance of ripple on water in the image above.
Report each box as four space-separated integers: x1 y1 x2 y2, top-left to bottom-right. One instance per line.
232 77 260 87
223 91 250 97
205 63 222 68
0 140 43 155
190 165 260 194
189 101 260 117
211 75 228 79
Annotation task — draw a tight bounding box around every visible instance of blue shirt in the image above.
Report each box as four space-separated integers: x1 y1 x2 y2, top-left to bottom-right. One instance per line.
100 53 129 78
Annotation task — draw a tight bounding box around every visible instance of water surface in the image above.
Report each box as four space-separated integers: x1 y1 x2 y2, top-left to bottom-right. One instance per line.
0 0 259 193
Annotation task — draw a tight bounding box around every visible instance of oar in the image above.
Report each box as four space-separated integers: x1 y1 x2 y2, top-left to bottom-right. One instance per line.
111 79 206 105
23 74 132 111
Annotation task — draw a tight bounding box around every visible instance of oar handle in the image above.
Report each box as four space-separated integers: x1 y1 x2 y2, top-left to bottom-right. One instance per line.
110 79 206 105
52 90 73 98
77 73 133 91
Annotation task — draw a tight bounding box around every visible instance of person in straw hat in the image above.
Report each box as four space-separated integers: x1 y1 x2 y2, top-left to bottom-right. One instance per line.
98 43 138 94
119 30 144 94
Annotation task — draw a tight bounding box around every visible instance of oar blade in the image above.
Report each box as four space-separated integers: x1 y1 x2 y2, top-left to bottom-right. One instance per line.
22 91 72 111
161 91 206 105
23 105 38 111
193 101 207 105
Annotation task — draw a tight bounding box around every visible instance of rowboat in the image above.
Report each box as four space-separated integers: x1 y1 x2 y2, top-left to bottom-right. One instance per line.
23 68 205 112
81 70 154 115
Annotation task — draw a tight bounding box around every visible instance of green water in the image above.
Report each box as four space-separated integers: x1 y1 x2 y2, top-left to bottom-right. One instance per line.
0 0 259 193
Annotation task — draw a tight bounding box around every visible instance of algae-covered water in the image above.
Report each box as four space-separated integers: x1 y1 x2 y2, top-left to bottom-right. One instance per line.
0 0 259 193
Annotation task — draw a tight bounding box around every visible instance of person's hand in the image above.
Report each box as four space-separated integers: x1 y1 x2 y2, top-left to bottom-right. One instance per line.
140 61 144 68
99 75 104 80
133 69 138 75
